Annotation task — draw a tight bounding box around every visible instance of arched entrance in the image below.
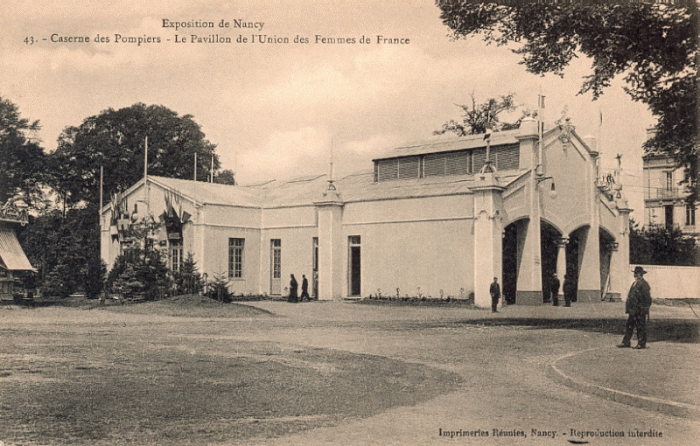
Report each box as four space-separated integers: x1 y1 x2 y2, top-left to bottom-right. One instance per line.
541 221 561 303
502 219 562 305
502 222 519 305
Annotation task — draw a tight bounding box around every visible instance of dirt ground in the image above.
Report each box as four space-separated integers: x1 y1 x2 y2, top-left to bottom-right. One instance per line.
0 297 698 446
0 299 459 445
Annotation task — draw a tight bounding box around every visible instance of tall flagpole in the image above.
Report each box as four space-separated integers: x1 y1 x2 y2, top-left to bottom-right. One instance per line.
100 166 105 216
330 135 334 182
537 92 545 176
194 152 198 182
210 154 214 183
99 165 103 224
144 136 149 214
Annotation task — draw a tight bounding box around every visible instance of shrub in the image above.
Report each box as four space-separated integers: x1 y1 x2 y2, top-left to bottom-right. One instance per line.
84 259 107 299
173 252 202 295
107 248 170 301
205 272 230 302
42 263 73 298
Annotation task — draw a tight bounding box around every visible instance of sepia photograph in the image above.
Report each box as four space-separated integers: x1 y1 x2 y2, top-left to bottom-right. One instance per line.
1 1 698 444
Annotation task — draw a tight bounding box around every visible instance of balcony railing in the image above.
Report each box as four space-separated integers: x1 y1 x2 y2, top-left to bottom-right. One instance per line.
645 187 687 201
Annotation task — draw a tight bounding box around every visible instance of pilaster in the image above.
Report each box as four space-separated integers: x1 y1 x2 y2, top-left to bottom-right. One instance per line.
555 237 568 298
514 118 545 304
471 169 505 309
612 197 633 301
314 182 344 300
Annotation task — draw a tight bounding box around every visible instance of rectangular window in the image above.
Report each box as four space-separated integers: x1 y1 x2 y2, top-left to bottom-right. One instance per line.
665 171 674 191
423 151 470 177
375 157 420 181
686 204 696 226
170 240 183 273
376 159 399 182
270 239 281 295
271 239 281 280
228 238 245 279
492 143 520 170
397 156 420 180
665 205 674 229
471 148 487 173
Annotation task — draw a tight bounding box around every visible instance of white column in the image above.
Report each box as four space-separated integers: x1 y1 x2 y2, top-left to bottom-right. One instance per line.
314 185 344 300
472 171 504 309
556 237 568 298
577 149 602 302
611 203 633 301
515 117 544 305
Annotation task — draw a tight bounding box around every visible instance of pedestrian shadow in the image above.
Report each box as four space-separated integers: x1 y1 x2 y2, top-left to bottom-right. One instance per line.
445 318 699 344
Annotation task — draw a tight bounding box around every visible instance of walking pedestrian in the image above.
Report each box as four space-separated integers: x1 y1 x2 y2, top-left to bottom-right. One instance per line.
551 273 561 306
618 266 652 349
299 274 310 302
288 274 298 303
490 277 501 313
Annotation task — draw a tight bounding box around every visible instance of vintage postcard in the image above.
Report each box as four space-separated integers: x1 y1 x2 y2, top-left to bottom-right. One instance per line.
1 1 697 445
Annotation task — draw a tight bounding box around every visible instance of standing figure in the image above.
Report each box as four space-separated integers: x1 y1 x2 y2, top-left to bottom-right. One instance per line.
288 274 298 303
299 274 310 302
551 274 561 306
562 274 576 307
618 266 652 349
489 277 501 313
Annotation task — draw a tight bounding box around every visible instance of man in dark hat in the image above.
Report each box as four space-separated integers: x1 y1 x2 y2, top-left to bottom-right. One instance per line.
299 274 310 302
562 274 576 307
618 266 652 349
489 277 501 313
551 273 561 306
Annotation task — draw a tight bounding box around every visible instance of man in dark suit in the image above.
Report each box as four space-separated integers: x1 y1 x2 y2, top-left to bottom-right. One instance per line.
551 274 561 306
299 274 310 302
618 266 652 349
562 274 576 307
489 277 501 313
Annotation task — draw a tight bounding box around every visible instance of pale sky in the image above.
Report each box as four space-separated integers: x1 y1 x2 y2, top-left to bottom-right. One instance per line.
1 0 654 216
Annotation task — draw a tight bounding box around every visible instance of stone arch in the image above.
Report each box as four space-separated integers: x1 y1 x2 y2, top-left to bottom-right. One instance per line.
501 217 564 305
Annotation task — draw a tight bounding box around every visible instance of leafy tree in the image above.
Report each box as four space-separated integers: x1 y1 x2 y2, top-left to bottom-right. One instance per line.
629 218 698 266
434 93 530 136
214 169 236 185
42 263 73 299
0 97 48 207
84 259 107 300
435 1 699 198
107 248 170 301
18 206 102 298
48 103 220 207
111 262 143 301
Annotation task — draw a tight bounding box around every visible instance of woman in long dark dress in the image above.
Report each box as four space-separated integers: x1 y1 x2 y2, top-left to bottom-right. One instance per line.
288 274 298 303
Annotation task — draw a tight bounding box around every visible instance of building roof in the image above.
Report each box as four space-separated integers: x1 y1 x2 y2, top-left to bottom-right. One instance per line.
373 130 520 160
137 131 531 210
148 176 261 208
0 228 35 271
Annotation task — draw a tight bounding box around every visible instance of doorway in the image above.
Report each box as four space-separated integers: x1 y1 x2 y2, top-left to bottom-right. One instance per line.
348 236 361 297
270 239 281 295
312 237 319 299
